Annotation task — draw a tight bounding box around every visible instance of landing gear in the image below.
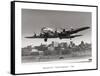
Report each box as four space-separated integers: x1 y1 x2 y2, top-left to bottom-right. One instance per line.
44 38 47 42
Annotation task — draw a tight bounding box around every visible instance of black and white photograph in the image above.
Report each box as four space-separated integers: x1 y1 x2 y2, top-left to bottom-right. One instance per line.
21 9 92 63
11 1 97 75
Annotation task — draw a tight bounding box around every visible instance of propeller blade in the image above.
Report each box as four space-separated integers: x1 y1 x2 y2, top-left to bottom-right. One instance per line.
34 32 36 37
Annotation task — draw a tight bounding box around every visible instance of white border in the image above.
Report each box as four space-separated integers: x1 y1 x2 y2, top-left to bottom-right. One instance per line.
15 2 97 74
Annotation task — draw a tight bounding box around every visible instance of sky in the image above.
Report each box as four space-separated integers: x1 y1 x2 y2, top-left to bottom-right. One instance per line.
22 9 91 48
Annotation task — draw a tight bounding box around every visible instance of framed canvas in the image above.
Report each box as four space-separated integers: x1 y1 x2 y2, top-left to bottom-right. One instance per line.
11 1 98 75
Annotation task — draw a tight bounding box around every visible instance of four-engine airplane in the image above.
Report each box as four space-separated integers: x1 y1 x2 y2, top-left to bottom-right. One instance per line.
25 26 90 42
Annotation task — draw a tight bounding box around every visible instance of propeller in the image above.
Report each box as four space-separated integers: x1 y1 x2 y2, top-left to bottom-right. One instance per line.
65 25 74 31
70 26 74 31
59 27 67 32
59 25 68 31
34 32 36 37
55 27 57 32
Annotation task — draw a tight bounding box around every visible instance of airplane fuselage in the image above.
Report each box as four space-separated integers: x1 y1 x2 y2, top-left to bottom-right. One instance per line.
25 26 90 42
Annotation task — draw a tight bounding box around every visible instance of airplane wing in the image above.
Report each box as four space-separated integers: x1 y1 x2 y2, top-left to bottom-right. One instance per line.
25 34 58 39
25 36 42 38
69 27 90 34
59 35 82 39
70 35 82 38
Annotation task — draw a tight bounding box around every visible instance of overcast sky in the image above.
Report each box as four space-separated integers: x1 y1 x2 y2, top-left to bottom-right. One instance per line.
22 9 91 47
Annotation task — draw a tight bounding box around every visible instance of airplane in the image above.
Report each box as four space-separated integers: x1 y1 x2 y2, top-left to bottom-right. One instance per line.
25 26 90 42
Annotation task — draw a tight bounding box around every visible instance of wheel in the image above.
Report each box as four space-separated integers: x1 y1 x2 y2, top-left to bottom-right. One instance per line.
44 38 47 42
